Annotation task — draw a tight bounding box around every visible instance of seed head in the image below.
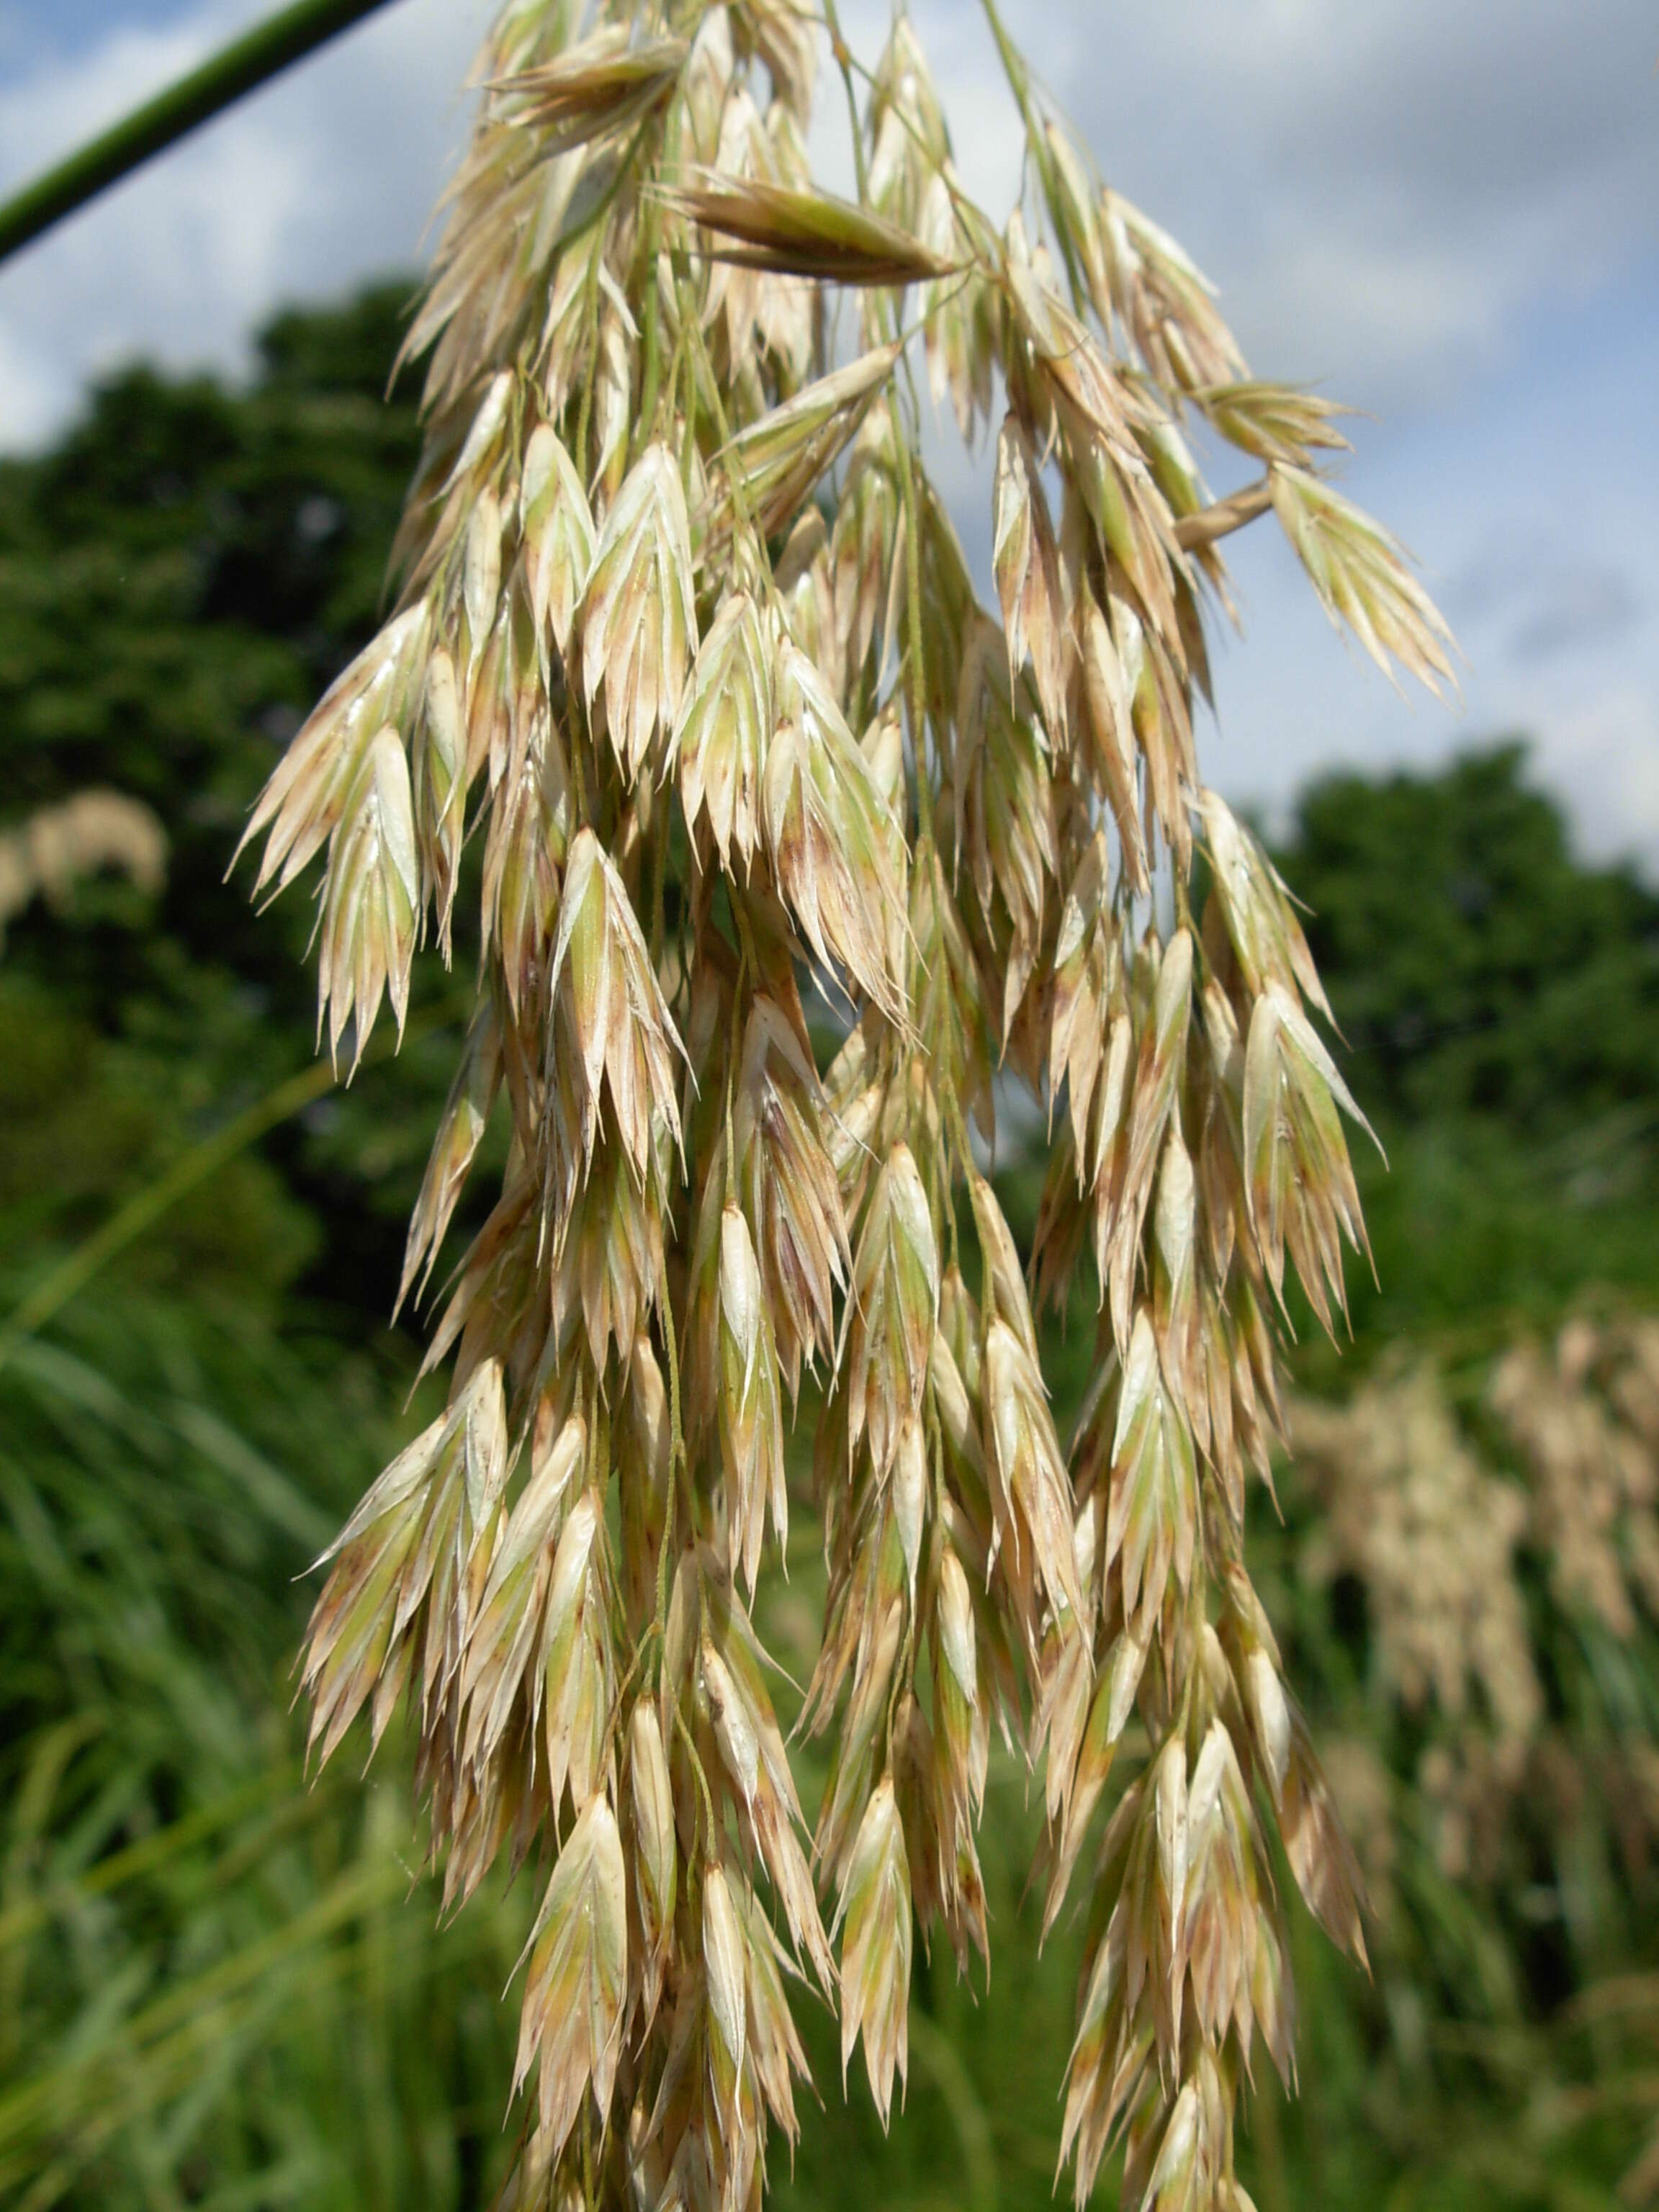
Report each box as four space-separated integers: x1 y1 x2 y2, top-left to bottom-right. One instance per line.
241 0 1460 2193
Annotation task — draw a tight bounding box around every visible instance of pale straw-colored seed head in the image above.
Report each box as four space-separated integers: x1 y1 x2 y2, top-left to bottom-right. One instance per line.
241 0 1460 2195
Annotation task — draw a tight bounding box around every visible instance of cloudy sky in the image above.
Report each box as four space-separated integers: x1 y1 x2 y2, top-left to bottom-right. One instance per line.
1 0 1656 863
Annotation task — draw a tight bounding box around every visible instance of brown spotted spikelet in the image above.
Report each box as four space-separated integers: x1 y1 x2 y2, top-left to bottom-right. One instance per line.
237 3 1454 2203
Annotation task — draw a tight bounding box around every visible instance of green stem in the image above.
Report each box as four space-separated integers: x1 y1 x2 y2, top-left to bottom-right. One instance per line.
818 0 871 207
976 0 1041 151
652 1251 687 1661
673 1698 718 1854
899 439 933 853
976 0 1072 271
0 1009 441 1371
0 0 405 268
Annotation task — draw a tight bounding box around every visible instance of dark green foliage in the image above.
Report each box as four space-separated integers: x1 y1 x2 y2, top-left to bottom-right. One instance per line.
0 281 482 1328
1270 746 1659 1359
1280 745 1659 1131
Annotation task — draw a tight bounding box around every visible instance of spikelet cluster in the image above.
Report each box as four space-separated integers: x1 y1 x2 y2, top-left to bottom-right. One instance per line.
240 4 1454 2203
1293 1318 1659 1890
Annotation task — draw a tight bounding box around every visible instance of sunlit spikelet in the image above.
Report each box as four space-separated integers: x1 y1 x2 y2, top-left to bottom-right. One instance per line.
953 614 1056 1038
920 176 994 442
867 14 949 226
765 643 908 1018
845 1143 939 1483
732 994 849 1392
993 409 1070 739
480 697 570 1017
547 826 684 1179
1048 832 1121 1159
239 603 429 902
625 1699 675 2027
536 1485 613 1813
709 343 901 541
456 1408 585 1779
716 1200 787 1590
300 1359 508 1766
490 29 686 155
512 1790 629 2149
1269 463 1458 695
1105 1310 1199 1632
1079 597 1148 894
835 1777 912 2126
1197 379 1352 469
1099 184 1246 394
674 588 773 871
410 647 467 952
1199 789 1331 1020
316 725 421 1068
521 423 595 658
832 403 902 693
985 1316 1085 1642
240 0 1462 2196
579 444 697 783
1242 983 1376 1332
1102 925 1195 1341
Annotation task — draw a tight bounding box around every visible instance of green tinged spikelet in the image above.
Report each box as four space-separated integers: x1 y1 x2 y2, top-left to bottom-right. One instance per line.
674 588 773 872
513 1791 629 2148
580 442 698 783
657 167 954 287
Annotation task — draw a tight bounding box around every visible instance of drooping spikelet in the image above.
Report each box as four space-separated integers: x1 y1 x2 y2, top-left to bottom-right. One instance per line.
238 2 1455 2203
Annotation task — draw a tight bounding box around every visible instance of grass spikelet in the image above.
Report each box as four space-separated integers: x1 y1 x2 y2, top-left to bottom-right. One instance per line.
580 443 698 783
657 167 956 286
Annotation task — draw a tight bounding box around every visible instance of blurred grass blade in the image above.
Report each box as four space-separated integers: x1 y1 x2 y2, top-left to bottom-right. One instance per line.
0 0 405 267
0 1010 441 1368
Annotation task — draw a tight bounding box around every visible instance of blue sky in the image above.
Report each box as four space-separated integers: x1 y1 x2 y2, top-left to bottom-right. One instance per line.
1 0 1655 867
0 0 182 55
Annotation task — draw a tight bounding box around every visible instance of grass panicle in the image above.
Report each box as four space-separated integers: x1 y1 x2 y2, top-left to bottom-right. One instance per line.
233 2 1458 2203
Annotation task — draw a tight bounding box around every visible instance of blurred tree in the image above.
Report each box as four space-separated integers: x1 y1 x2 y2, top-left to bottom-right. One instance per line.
0 282 483 1328
1279 745 1659 1130
1271 747 1659 1357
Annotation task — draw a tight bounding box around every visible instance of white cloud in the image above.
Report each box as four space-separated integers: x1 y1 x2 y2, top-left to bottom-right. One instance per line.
1536 681 1659 868
9 0 1657 440
1 0 1655 871
1010 0 1659 408
0 0 489 446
